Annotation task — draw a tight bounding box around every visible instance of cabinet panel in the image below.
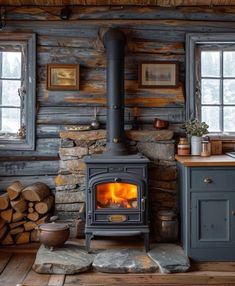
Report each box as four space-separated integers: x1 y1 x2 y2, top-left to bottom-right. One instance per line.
190 168 235 191
191 192 235 248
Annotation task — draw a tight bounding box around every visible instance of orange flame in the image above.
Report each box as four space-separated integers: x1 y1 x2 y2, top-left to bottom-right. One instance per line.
96 182 138 209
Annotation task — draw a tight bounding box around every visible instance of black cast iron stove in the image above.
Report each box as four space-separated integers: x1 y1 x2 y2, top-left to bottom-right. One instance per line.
84 28 149 252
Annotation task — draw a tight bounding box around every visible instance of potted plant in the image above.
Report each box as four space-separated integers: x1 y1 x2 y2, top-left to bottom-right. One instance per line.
184 118 209 155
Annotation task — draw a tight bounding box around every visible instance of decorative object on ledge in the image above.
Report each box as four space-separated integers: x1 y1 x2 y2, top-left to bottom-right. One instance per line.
90 107 100 130
184 118 209 156
139 61 179 88
47 64 79 90
153 118 169 130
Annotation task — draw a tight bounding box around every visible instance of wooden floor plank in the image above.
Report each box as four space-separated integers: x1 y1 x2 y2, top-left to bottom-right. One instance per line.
191 261 235 272
0 253 34 285
64 271 235 285
48 274 65 286
23 268 50 286
0 252 12 274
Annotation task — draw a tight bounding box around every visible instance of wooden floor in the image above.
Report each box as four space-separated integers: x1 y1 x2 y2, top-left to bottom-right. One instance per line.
1 238 235 286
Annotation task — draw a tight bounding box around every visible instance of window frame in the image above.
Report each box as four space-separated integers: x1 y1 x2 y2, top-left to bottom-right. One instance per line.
186 33 235 137
0 33 36 150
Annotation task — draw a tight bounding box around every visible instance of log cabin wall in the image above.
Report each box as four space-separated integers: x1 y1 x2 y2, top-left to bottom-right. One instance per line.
1 6 235 236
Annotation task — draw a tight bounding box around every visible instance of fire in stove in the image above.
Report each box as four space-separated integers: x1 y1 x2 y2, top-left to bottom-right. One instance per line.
96 182 138 209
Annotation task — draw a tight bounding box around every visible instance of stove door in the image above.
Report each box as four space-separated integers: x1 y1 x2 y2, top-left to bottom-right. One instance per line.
87 173 146 225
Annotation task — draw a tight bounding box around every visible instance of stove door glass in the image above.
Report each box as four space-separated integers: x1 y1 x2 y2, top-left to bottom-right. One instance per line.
96 182 138 209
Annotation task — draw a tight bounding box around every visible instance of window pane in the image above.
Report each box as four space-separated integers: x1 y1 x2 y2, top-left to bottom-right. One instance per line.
1 80 21 106
0 108 20 133
224 107 235 132
223 51 235 77
201 106 221 132
201 51 220 77
1 52 22 79
223 79 235 104
201 79 220 104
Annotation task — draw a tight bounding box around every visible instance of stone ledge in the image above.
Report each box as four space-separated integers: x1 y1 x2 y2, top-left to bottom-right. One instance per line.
59 129 174 142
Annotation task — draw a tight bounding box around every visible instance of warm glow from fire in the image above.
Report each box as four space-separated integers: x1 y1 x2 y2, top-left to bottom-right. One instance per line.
96 182 138 209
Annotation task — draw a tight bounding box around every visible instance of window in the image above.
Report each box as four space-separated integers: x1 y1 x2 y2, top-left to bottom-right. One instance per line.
0 33 36 150
186 34 235 135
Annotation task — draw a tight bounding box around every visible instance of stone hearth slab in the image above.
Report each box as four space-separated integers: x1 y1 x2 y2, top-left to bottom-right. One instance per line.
148 244 190 273
32 244 94 274
92 248 158 273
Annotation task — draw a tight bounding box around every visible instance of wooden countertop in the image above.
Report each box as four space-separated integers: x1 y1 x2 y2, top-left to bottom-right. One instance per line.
175 154 235 166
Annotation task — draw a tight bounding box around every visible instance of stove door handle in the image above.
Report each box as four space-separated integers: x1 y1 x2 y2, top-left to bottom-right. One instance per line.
141 197 146 212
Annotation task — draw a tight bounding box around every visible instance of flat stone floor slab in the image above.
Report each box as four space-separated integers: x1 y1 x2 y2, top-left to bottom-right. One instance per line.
148 243 190 273
32 244 94 274
93 248 158 273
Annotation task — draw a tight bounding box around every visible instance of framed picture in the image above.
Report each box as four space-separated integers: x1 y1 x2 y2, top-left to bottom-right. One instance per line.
139 61 179 88
47 64 79 90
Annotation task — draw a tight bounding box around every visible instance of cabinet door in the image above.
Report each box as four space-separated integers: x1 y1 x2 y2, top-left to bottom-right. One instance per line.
191 192 235 248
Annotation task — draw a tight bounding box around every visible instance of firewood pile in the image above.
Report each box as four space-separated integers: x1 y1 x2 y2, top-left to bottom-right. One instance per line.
0 181 54 245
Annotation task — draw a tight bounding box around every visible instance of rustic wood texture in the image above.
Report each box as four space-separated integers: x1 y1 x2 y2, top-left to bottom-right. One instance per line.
0 193 9 211
2 0 235 6
22 183 50 202
7 181 24 201
1 243 235 286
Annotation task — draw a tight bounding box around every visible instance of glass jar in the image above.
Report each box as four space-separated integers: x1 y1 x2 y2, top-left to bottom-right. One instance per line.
201 140 211 157
157 210 178 242
177 137 190 156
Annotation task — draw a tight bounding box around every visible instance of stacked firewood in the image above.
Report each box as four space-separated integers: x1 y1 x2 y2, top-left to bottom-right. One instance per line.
0 181 54 245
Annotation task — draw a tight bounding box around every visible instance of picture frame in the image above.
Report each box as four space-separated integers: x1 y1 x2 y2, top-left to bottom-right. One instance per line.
47 64 79 90
139 61 179 88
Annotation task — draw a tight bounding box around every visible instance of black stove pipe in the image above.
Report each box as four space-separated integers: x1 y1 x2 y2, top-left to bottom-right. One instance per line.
104 28 128 155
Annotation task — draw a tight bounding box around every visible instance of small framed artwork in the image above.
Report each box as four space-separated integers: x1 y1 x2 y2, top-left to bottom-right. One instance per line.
139 61 179 88
47 64 79 90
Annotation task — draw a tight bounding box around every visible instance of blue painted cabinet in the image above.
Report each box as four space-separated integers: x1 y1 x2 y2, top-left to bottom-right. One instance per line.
177 163 235 261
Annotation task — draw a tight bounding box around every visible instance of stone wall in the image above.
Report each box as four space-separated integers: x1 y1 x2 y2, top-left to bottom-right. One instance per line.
54 129 177 240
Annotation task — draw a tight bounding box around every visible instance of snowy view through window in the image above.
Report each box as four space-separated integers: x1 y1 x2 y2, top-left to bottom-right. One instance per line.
201 50 235 133
0 52 22 134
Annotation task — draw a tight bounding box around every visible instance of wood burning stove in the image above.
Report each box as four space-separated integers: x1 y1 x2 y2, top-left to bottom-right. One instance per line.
84 28 150 252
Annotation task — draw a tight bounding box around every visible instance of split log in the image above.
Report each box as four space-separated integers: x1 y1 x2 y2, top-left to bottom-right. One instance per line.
0 193 9 210
0 217 5 229
21 182 50 202
1 233 14 245
35 195 54 215
7 181 24 201
10 226 24 235
9 220 26 229
30 229 39 242
27 212 39 222
28 202 34 208
10 199 27 213
12 212 25 222
0 225 8 241
1 209 13 223
15 232 30 244
24 221 37 231
36 214 50 225
28 207 34 213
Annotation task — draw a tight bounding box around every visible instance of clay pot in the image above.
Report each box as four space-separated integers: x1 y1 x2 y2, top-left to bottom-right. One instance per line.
153 118 169 130
37 222 70 250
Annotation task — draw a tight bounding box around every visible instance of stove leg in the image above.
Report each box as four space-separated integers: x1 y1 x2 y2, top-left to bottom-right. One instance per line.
85 233 93 253
144 233 150 252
